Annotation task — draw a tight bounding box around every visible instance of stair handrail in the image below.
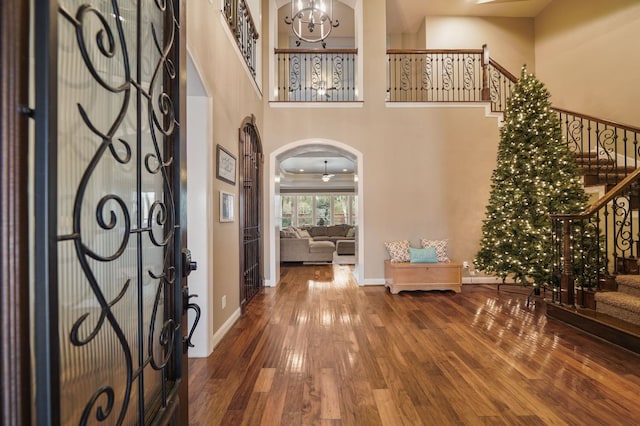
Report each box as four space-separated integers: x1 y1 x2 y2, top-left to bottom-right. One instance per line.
552 107 640 135
488 58 518 83
551 167 640 306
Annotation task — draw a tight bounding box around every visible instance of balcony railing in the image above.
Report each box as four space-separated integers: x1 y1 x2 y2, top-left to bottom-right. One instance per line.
223 0 259 78
386 45 517 112
274 49 357 102
555 108 640 181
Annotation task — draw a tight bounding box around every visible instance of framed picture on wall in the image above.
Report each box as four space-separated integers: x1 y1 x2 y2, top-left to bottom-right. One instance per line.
220 191 235 222
216 144 236 185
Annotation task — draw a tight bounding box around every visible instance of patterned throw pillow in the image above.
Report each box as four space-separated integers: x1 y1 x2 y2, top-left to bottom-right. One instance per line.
384 240 411 263
280 228 298 238
420 239 449 262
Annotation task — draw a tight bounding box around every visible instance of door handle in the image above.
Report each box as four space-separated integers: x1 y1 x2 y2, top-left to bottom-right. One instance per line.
182 248 198 277
183 288 201 352
182 248 200 352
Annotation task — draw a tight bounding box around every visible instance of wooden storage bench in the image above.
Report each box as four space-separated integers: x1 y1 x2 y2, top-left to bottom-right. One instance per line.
384 260 462 294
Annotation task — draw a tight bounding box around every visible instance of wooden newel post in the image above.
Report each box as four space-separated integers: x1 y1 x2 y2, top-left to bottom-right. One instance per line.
561 220 575 305
481 44 490 101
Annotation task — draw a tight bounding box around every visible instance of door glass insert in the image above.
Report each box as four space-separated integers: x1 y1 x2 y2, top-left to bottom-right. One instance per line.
55 0 179 423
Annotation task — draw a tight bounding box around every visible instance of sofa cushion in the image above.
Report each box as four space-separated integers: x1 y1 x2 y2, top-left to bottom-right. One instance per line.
309 226 328 237
327 225 347 237
309 241 335 253
280 228 298 238
346 227 356 238
298 229 311 238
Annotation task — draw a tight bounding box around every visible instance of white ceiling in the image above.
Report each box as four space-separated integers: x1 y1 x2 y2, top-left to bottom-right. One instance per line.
280 153 355 175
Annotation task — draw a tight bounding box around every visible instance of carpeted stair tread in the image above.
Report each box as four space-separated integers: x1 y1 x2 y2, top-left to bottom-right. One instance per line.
614 275 640 298
595 291 640 327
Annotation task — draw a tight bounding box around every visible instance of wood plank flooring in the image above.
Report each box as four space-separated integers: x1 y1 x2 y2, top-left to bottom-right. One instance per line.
188 264 640 425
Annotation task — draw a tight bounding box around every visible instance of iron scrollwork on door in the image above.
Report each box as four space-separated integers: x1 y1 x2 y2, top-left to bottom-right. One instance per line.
56 0 181 424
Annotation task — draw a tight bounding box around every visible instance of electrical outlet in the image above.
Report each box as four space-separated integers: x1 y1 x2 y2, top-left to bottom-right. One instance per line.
463 261 470 269
222 295 227 309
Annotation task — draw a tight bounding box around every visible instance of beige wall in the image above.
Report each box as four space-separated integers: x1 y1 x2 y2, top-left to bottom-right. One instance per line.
263 107 499 280
187 3 264 333
186 0 640 337
424 16 534 76
387 16 534 76
263 0 501 281
535 0 640 127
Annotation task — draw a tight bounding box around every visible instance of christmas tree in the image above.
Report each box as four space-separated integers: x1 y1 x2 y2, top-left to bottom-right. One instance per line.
474 67 593 286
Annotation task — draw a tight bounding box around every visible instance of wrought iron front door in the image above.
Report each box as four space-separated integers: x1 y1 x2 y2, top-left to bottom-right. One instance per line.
34 0 189 424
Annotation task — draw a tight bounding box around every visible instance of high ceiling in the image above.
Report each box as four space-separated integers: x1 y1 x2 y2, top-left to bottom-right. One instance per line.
277 1 553 38
386 0 553 34
276 0 553 189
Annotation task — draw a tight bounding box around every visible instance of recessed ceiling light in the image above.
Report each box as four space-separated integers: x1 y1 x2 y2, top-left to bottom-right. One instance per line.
299 169 304 172
343 169 348 172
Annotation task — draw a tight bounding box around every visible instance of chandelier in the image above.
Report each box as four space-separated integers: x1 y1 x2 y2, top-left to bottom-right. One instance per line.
284 0 339 48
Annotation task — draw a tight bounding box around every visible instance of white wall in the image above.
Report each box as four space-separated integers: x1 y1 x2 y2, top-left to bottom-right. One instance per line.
186 95 214 358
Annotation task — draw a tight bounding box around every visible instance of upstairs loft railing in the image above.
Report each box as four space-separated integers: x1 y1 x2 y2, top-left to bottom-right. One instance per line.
386 47 640 184
223 0 259 79
386 44 517 112
274 48 358 102
384 44 640 305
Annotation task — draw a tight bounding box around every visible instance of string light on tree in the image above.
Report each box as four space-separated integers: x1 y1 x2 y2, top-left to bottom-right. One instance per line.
474 66 600 287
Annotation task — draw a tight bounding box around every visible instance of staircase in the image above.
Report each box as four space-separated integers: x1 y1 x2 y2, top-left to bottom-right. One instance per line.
595 275 640 327
549 110 640 352
573 151 636 189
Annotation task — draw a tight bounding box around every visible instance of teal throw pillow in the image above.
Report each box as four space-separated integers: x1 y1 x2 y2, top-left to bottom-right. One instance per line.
409 246 439 263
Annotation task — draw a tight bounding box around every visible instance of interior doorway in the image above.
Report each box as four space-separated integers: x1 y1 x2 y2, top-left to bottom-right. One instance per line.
269 139 364 286
239 115 264 311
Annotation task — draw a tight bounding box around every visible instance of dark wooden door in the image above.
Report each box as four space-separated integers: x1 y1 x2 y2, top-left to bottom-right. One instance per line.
33 0 190 424
239 115 263 311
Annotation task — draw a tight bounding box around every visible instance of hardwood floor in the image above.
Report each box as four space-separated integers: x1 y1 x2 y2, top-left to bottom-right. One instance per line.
188 264 640 425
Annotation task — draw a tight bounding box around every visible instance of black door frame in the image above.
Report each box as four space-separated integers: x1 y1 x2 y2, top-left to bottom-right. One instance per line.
0 0 31 423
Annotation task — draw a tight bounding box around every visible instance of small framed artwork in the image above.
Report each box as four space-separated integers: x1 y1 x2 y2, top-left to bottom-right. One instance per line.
216 144 236 185
220 191 235 222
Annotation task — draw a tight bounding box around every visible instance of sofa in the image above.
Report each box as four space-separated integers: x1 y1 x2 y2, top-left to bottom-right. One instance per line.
280 225 356 263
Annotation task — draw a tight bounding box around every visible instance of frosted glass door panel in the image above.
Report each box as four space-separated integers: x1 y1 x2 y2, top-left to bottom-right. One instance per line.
56 0 178 423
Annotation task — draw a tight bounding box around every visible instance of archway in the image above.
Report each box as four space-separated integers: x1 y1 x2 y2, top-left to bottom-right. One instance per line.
268 139 364 286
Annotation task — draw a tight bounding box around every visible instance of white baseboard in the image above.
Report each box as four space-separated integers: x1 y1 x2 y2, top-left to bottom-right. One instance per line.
361 278 385 286
188 307 242 358
463 275 512 284
187 347 212 359
211 307 242 351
